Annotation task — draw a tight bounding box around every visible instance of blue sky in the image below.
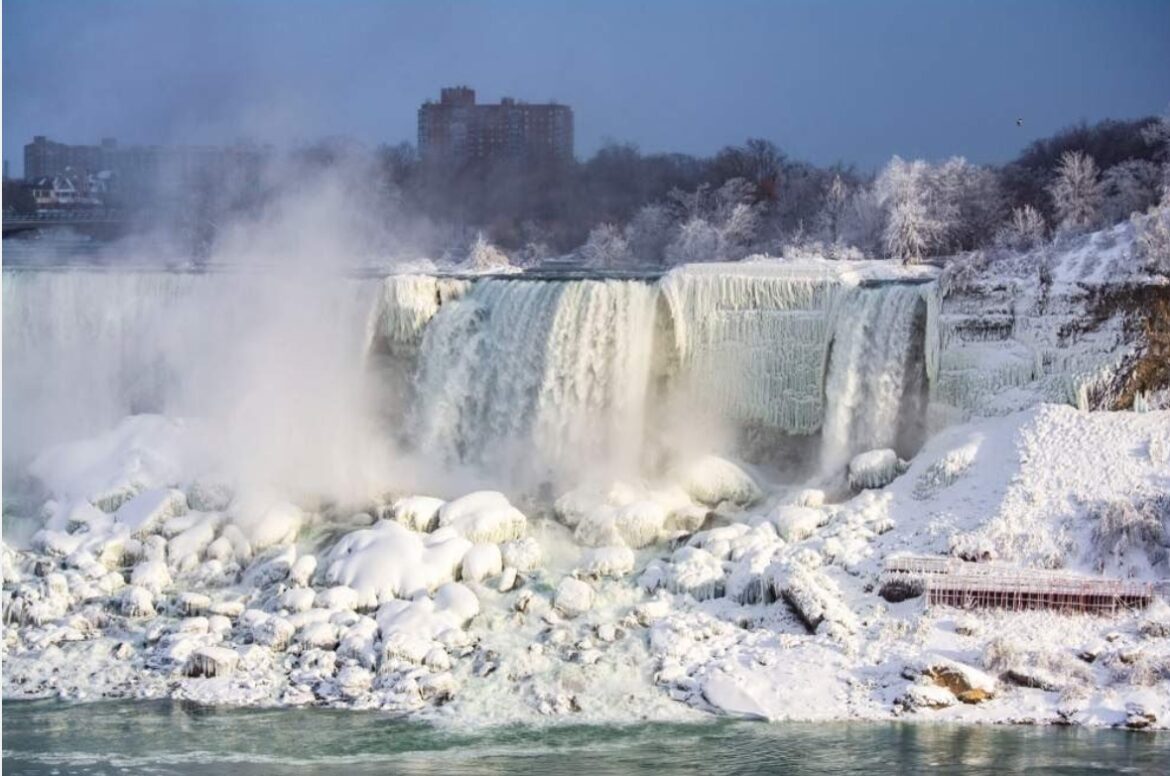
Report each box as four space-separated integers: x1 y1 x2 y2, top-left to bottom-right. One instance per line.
4 1 1168 174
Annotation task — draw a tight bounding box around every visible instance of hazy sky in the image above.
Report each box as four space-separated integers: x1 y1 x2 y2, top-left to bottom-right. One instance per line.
4 1 1169 175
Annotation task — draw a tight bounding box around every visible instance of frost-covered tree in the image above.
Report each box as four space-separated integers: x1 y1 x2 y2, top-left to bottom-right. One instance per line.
875 157 948 263
579 223 633 269
1049 151 1103 233
1141 107 1170 195
464 231 511 271
930 157 1003 252
1132 198 1170 276
816 175 850 245
516 240 553 267
994 205 1047 252
665 217 722 265
839 186 883 257
624 203 675 265
1101 159 1163 223
884 197 942 264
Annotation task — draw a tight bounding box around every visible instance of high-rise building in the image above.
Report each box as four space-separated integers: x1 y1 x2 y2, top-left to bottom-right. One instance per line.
418 87 573 165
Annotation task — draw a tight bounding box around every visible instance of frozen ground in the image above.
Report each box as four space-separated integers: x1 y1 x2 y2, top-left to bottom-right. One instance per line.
4 403 1168 730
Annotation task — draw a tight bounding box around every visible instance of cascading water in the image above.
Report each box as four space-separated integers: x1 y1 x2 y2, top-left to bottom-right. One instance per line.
407 278 657 485
820 283 928 473
6 260 936 498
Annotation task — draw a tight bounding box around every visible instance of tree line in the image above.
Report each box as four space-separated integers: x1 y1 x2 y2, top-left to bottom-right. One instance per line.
368 114 1168 270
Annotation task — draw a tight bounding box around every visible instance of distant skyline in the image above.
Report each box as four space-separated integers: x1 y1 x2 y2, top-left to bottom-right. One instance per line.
4 0 1169 176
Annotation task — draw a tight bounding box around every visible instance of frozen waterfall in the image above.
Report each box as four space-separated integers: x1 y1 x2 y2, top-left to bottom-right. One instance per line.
374 260 933 486
820 283 928 474
407 278 658 485
5 260 935 493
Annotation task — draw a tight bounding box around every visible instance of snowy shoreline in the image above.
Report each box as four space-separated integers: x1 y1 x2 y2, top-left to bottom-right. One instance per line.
5 404 1168 731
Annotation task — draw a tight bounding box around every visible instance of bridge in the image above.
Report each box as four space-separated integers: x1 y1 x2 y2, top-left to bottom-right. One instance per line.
3 210 130 239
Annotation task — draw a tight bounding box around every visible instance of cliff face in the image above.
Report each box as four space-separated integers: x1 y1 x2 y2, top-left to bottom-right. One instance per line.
1097 287 1170 410
929 223 1170 423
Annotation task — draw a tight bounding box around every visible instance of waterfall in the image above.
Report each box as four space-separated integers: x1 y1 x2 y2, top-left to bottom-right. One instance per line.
407 278 658 485
820 283 927 473
7 262 937 494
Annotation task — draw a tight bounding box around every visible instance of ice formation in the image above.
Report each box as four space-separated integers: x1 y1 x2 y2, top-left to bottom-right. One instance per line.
4 233 1169 729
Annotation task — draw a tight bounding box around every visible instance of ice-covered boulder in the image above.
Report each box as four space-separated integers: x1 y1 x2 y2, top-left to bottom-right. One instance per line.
554 577 593 617
288 555 317 587
392 496 445 533
325 521 471 604
579 546 635 578
501 537 542 572
768 505 827 543
376 582 480 642
230 497 304 551
316 586 360 611
847 449 907 490
614 500 669 548
119 585 156 618
437 491 526 544
279 587 316 613
920 658 997 704
130 560 172 595
251 615 294 650
769 564 857 636
115 489 188 538
184 645 239 678
461 544 503 583
674 456 763 507
660 547 725 600
167 513 221 570
176 592 211 616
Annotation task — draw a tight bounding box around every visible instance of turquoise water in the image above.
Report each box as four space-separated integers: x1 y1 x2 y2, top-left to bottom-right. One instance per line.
2 700 1168 775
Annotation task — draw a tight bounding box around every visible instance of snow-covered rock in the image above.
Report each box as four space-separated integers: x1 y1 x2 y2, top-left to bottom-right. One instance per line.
116 489 188 537
675 456 763 507
461 544 503 583
392 496 445 532
324 521 471 605
437 491 526 544
184 646 239 678
848 449 906 490
579 546 635 578
554 578 594 617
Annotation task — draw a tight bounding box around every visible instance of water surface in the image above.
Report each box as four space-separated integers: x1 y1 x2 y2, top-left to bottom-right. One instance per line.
3 700 1168 775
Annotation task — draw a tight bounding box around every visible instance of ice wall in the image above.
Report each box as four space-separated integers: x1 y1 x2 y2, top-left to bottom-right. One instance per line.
659 263 846 435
